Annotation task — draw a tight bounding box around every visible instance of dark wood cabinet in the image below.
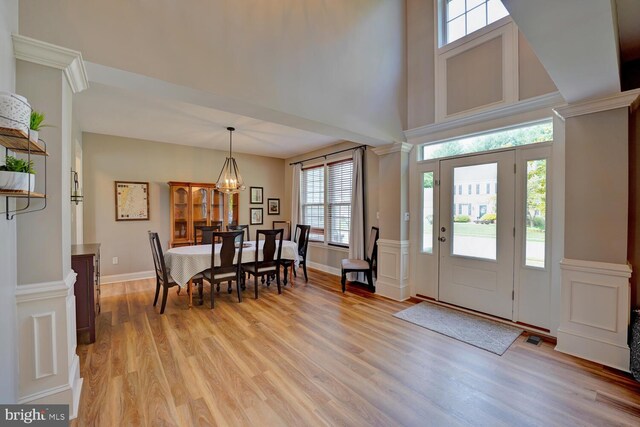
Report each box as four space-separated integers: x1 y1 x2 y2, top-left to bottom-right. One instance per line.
71 244 100 344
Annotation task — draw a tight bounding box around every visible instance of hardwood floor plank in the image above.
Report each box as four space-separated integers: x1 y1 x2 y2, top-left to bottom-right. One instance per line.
73 270 640 426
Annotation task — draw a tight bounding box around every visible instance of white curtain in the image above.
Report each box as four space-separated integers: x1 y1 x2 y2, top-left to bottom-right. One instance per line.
291 163 302 232
348 148 365 282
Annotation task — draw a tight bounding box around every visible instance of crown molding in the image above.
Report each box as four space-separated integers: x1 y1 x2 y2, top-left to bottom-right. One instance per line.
12 34 89 94
553 89 640 120
372 141 413 156
405 92 564 143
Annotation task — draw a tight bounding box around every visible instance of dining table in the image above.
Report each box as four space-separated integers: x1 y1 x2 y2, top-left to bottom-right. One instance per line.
164 240 299 306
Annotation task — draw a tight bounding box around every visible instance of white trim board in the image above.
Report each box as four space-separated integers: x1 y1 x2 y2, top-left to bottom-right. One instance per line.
306 262 341 277
101 270 154 284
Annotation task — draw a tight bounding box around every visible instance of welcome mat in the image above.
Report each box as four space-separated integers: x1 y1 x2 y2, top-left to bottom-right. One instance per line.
393 302 523 355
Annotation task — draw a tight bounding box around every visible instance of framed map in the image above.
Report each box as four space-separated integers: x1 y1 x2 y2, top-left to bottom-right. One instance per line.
115 181 149 221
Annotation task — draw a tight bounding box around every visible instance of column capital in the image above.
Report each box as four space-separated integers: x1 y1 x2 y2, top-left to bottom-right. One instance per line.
372 141 413 156
12 34 88 93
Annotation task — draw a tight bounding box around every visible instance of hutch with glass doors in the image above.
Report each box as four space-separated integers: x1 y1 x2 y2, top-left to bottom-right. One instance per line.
168 181 239 247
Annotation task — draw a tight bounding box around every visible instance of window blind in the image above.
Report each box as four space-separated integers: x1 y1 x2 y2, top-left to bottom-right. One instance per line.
301 165 325 241
327 160 353 246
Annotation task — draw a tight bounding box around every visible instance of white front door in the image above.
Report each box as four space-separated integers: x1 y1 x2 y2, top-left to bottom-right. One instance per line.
438 150 515 320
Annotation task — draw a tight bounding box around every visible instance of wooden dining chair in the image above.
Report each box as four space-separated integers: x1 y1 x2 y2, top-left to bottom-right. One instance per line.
290 224 311 281
340 226 379 293
194 224 221 245
227 224 250 243
243 229 283 299
148 231 202 314
202 230 245 308
272 220 291 240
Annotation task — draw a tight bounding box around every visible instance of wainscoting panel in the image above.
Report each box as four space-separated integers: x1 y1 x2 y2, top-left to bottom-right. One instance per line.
375 240 410 301
557 258 631 371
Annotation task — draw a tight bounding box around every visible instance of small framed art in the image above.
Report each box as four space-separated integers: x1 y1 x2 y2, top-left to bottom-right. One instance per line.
115 181 149 221
250 207 263 225
250 186 263 204
267 198 280 215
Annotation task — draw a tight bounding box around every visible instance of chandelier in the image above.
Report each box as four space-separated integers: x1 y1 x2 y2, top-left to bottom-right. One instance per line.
215 127 246 194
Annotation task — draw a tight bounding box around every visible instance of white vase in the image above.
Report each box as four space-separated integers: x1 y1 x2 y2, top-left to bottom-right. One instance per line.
29 129 38 143
0 171 36 192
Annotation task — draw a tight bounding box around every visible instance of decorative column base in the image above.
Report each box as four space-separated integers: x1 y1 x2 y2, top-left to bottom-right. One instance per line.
15 271 83 418
556 258 631 372
375 239 410 301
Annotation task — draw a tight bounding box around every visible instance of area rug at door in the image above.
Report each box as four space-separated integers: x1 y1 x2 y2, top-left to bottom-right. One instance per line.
393 302 523 355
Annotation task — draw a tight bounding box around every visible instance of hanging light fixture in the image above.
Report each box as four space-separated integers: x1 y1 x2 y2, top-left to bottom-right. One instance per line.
215 126 246 194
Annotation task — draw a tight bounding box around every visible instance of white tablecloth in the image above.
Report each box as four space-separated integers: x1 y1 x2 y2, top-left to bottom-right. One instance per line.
164 240 298 287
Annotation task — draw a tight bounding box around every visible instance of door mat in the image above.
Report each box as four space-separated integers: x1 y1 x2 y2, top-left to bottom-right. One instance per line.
394 302 523 355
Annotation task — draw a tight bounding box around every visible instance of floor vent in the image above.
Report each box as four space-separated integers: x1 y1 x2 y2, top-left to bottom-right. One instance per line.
526 335 542 346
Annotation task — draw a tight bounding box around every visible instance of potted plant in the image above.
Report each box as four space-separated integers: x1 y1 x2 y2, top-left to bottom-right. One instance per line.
0 155 35 192
29 110 47 143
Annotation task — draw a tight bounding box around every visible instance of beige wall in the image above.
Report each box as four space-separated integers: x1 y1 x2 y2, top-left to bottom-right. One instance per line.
283 142 379 271
406 0 558 130
82 133 286 277
0 0 18 404
407 0 435 129
564 108 628 264
19 0 406 145
629 108 640 308
518 32 557 100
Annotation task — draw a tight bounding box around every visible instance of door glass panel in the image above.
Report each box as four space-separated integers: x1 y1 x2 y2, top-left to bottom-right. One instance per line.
192 187 208 241
422 172 434 253
452 163 497 260
525 159 546 268
173 187 188 240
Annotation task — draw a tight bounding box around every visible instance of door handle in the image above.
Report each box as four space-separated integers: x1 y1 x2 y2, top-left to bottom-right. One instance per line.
438 236 446 242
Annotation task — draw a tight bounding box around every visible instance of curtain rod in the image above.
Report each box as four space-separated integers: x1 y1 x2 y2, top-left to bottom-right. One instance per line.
289 145 367 166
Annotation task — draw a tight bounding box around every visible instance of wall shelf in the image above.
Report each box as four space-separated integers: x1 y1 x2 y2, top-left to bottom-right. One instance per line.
0 127 48 155
0 190 46 198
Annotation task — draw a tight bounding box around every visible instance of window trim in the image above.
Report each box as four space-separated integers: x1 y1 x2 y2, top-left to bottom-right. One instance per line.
300 154 353 249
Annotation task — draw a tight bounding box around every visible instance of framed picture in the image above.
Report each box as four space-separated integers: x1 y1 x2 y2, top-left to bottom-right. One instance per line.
267 198 280 215
115 181 149 221
250 207 263 225
250 186 263 204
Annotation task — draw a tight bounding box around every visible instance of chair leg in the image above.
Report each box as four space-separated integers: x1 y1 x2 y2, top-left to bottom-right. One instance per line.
153 280 161 306
210 282 215 309
341 270 346 293
292 265 297 278
228 281 232 293
366 270 374 290
276 267 282 294
160 286 169 314
302 261 308 282
254 274 259 299
198 281 204 305
236 277 242 303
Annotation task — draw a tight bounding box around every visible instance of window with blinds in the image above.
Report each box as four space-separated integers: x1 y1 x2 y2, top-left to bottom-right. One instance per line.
327 160 353 246
301 166 325 241
300 158 354 246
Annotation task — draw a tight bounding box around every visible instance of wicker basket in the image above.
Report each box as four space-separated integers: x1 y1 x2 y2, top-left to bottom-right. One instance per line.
0 91 30 134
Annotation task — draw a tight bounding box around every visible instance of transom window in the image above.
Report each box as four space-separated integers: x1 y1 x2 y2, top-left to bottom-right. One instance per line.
301 159 353 246
422 120 553 161
442 0 509 46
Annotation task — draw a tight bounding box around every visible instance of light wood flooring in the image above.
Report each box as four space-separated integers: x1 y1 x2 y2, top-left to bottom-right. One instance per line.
73 269 640 426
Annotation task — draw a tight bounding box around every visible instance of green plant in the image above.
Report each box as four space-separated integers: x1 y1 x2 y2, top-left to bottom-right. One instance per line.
0 156 35 174
453 214 471 223
30 111 48 131
532 216 545 230
480 213 496 223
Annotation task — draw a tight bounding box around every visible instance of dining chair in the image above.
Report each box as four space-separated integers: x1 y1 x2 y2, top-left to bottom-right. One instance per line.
148 231 202 314
340 226 379 293
272 220 291 240
194 224 221 245
202 230 245 308
227 224 250 243
292 224 311 281
243 229 283 299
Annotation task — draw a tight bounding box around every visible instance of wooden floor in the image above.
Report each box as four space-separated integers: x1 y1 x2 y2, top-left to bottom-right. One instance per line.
73 268 640 426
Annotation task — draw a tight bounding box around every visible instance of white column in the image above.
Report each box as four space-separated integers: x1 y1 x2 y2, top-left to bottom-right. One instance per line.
12 35 88 417
373 142 412 301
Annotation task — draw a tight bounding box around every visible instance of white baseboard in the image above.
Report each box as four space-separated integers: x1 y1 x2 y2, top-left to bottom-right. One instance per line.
101 270 154 284
306 261 341 277
556 328 630 372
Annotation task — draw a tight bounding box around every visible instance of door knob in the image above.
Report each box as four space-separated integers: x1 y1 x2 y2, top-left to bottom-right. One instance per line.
438 236 446 242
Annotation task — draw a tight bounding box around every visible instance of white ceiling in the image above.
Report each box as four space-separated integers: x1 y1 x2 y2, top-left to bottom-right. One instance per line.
74 82 341 159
